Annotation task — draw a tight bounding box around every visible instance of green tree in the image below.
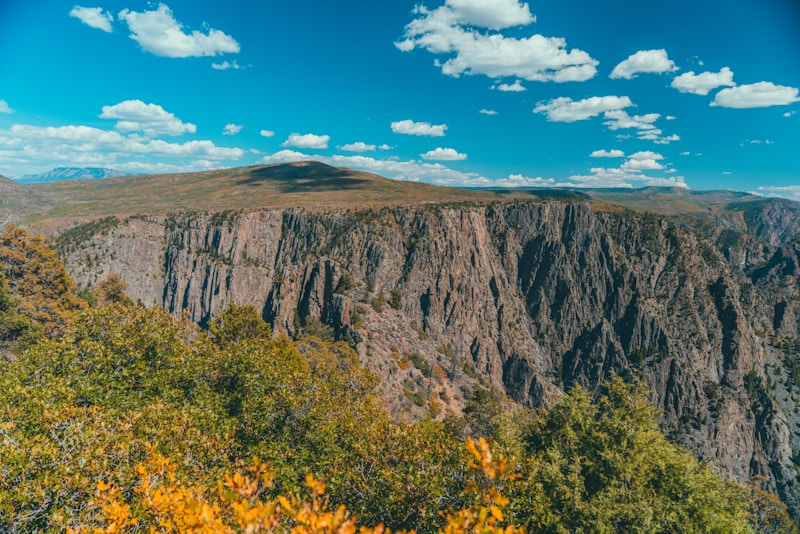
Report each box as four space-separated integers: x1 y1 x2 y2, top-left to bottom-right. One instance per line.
0 225 86 336
208 302 272 345
335 271 355 294
464 385 504 438
300 315 334 342
93 273 134 306
0 272 43 355
512 377 753 533
0 305 234 531
390 288 403 310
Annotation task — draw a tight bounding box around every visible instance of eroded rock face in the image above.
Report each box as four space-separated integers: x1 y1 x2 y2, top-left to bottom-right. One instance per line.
59 202 800 514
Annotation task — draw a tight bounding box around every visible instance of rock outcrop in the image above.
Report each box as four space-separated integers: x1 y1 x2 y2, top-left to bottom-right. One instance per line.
58 201 800 514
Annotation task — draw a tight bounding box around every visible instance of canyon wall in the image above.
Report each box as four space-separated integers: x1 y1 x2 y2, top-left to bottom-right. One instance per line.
58 201 800 513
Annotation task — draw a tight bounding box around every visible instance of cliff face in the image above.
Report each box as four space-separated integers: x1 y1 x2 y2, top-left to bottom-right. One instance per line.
59 201 800 513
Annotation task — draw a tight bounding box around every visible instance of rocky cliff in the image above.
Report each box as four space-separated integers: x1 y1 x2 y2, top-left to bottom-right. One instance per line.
57 200 800 514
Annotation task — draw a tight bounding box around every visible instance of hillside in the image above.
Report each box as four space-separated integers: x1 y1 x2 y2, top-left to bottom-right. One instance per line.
19 162 800 246
0 175 57 222
24 161 496 224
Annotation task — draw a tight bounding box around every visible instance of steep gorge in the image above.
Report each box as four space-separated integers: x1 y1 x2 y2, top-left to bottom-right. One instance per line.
57 200 800 514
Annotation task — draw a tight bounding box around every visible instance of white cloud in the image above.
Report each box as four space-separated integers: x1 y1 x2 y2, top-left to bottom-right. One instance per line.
610 49 677 80
259 149 308 163
492 174 556 187
378 144 393 150
396 3 598 83
211 60 247 70
118 3 240 58
260 129 275 138
444 0 534 30
754 185 800 202
618 151 665 171
534 95 633 122
569 166 687 189
665 115 676 120
680 151 690 156
603 110 660 131
0 100 13 114
654 134 680 144
494 80 526 92
223 123 242 135
785 111 797 118
479 108 498 115
258 153 564 190
112 161 189 174
711 82 800 108
70 6 114 32
628 151 664 160
722 171 732 175
421 147 467 161
621 158 663 171
340 142 376 152
590 149 625 158
258 150 483 186
0 122 244 176
100 100 196 137
391 119 447 136
256 149 687 191
671 67 735 96
742 139 774 146
282 133 330 149
602 110 678 144
99 103 178 136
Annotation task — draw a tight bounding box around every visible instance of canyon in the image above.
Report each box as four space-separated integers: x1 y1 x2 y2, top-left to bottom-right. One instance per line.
51 187 800 515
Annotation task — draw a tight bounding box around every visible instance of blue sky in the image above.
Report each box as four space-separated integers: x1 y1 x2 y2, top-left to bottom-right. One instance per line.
1 1 798 198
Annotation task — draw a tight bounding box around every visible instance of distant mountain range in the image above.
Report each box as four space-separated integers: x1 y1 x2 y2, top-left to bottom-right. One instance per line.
17 167 141 184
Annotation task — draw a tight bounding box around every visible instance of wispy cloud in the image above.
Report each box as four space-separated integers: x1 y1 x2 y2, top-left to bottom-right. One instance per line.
222 123 242 135
534 96 633 122
0 100 13 114
211 60 248 70
494 80 526 92
754 185 800 201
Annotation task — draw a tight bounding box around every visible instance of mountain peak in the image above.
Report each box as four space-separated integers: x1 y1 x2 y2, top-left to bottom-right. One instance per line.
17 167 140 185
